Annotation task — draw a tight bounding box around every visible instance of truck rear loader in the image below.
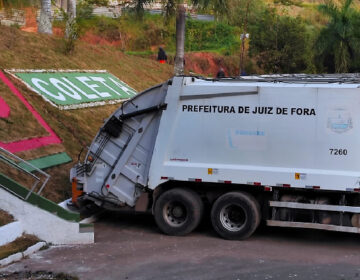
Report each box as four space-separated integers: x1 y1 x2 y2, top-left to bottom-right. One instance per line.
70 75 360 239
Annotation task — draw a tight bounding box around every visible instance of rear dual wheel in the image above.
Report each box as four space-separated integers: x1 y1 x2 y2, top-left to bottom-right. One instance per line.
211 192 261 240
154 188 260 240
154 188 204 236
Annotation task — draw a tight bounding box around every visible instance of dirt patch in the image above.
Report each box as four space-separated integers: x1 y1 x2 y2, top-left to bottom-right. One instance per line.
0 210 14 227
20 7 37 33
183 52 240 77
0 271 78 280
80 31 122 47
0 235 39 260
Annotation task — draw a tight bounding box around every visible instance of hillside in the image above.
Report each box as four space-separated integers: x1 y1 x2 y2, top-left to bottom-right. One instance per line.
0 25 173 202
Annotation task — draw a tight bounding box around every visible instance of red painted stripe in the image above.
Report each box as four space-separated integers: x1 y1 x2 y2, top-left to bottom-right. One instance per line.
224 180 232 184
0 71 61 153
253 182 261 186
195 178 202 182
161 176 168 180
354 188 360 192
283 184 291 188
313 186 320 189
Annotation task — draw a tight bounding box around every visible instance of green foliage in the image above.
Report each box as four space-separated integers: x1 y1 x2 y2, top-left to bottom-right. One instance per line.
85 0 109 5
55 5 80 55
314 0 360 73
273 0 301 6
186 19 240 52
96 16 121 41
125 50 154 56
63 24 79 54
77 1 95 19
223 0 266 27
248 8 312 73
0 0 38 9
63 18 80 55
76 0 109 19
161 0 177 19
121 13 172 50
77 13 237 53
129 0 154 19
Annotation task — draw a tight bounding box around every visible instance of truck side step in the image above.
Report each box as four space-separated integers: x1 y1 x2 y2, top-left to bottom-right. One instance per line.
267 220 360 233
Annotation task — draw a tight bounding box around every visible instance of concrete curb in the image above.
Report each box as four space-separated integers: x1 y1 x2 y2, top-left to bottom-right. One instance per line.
0 253 22 267
0 241 47 267
0 222 23 246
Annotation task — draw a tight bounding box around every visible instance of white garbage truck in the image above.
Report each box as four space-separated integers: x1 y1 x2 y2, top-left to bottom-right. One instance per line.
70 75 360 239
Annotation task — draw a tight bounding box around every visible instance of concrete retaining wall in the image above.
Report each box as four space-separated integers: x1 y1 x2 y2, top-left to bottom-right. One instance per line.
0 187 93 245
0 221 23 246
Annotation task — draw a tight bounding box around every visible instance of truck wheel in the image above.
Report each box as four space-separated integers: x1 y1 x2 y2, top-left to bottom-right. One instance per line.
154 188 204 236
211 192 260 240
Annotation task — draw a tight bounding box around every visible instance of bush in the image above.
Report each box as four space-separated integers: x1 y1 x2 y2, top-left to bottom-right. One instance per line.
248 8 312 73
185 20 240 53
96 16 121 41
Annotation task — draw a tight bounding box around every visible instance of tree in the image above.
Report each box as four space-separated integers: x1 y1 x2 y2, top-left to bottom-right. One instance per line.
314 0 360 73
248 8 310 73
38 0 52 34
65 0 77 39
193 0 264 75
128 0 154 19
132 0 226 75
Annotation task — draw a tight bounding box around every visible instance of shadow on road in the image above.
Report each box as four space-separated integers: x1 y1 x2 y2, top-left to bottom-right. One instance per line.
96 210 360 247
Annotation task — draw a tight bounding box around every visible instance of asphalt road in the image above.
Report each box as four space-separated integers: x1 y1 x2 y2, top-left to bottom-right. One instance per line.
1 211 360 280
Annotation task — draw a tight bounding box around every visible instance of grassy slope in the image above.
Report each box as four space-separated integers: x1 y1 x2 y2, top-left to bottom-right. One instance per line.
0 25 173 202
0 235 39 260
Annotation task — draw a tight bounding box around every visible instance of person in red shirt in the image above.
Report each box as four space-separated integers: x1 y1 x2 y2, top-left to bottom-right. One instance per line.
157 47 167 64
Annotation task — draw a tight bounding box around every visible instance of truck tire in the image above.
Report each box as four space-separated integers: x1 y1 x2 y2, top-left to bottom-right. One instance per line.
211 192 260 240
154 188 204 236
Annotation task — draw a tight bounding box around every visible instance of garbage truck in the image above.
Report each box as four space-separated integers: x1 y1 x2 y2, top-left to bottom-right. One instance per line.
70 75 360 239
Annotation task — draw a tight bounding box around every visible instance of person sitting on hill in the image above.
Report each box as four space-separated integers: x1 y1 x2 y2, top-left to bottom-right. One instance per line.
216 67 225 78
157 47 167 64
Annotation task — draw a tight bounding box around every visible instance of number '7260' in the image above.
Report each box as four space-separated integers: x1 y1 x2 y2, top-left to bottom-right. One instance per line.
329 149 348 155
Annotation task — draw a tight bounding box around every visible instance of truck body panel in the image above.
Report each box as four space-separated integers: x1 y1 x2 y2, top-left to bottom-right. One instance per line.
149 77 360 193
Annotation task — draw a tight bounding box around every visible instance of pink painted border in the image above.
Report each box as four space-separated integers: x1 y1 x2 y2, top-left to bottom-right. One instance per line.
0 96 10 118
0 70 61 153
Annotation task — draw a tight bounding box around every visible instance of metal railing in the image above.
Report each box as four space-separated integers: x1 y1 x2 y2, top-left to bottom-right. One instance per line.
0 147 50 200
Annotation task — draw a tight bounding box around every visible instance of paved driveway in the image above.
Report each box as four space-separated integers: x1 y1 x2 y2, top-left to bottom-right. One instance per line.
1 212 360 280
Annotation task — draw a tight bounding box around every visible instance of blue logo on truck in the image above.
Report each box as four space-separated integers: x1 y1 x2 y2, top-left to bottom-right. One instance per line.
327 109 353 134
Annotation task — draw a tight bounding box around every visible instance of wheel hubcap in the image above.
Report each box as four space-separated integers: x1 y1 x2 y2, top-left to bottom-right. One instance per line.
219 204 247 232
164 202 187 227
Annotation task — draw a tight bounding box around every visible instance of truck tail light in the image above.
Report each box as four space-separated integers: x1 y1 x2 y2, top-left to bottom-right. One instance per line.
71 177 83 205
